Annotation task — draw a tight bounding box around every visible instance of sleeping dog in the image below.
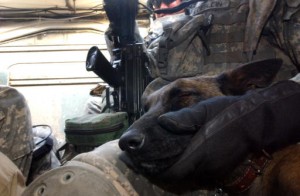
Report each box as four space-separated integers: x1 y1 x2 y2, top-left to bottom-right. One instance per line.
119 59 300 195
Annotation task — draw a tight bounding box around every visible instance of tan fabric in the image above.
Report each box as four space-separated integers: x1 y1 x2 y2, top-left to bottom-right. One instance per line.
24 140 212 195
0 152 25 196
72 140 212 196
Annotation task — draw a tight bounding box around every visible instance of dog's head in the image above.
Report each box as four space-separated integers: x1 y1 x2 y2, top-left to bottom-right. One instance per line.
119 59 282 176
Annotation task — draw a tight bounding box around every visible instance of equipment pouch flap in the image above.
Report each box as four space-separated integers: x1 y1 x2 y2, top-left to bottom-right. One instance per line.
169 14 210 48
158 14 210 49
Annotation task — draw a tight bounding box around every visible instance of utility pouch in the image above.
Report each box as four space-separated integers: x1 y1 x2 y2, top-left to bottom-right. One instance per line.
146 13 210 80
65 112 128 152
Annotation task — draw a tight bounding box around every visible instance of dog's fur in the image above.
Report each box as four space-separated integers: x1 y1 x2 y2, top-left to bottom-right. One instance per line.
119 59 300 195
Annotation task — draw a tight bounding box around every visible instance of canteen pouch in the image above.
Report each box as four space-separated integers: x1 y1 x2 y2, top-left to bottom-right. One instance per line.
65 112 128 148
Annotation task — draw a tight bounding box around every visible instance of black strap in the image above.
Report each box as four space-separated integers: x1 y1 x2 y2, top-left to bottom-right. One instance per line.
158 28 173 72
32 137 53 161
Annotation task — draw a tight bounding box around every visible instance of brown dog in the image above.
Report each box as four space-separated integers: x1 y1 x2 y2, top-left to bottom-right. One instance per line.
119 59 300 195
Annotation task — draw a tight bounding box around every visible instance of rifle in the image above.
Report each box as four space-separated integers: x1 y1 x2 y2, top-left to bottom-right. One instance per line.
86 0 151 125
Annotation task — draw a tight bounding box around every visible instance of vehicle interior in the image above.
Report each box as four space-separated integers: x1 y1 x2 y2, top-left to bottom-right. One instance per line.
0 0 150 143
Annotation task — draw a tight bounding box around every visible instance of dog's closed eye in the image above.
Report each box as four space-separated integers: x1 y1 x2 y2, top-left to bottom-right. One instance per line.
169 88 203 111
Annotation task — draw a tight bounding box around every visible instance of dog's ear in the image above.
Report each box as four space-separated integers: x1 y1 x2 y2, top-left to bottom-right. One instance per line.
217 58 283 95
142 78 171 103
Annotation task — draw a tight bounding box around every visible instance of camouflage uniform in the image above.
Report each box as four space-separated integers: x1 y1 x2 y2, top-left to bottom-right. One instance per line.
0 86 34 196
23 140 213 196
0 86 34 180
265 0 300 71
146 0 298 83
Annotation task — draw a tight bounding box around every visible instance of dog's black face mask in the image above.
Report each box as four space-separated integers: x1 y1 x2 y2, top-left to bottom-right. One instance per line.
120 120 193 175
118 77 219 176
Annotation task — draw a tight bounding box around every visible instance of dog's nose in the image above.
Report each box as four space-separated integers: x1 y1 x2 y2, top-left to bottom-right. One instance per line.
119 130 145 152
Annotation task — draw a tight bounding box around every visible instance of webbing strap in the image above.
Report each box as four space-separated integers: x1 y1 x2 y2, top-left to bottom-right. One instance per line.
158 28 172 72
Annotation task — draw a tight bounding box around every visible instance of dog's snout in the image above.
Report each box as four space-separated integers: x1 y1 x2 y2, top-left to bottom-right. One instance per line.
119 130 145 152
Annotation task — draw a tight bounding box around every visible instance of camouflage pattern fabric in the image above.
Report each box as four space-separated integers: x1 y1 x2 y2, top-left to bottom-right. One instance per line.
23 140 141 196
145 0 298 82
185 0 298 80
243 0 277 57
24 140 216 196
73 140 216 196
265 0 300 71
145 13 207 80
0 86 34 180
